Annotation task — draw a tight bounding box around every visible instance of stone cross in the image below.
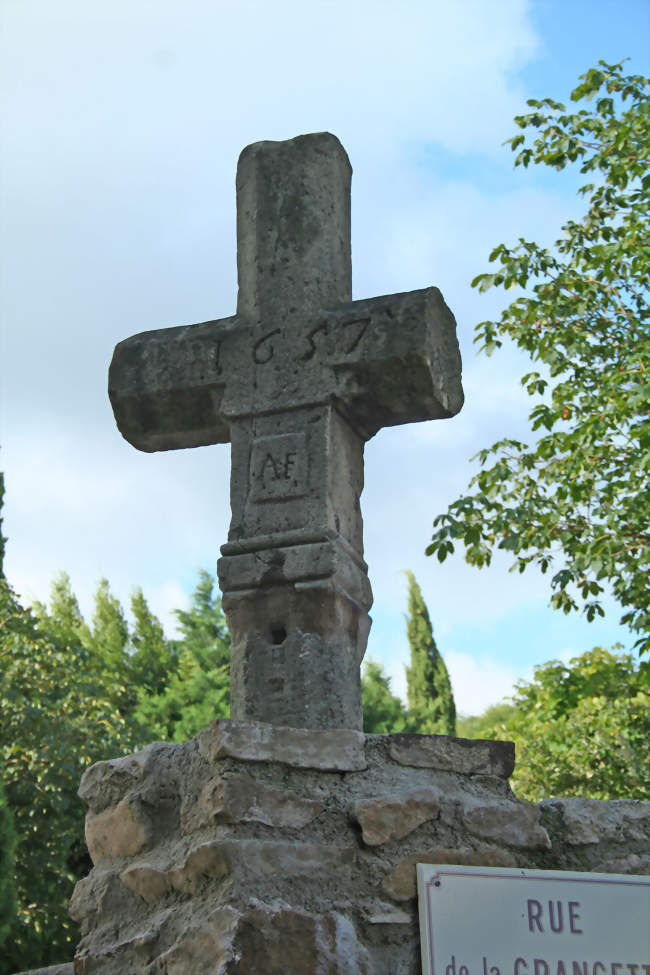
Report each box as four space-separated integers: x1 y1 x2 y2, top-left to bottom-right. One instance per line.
108 132 463 732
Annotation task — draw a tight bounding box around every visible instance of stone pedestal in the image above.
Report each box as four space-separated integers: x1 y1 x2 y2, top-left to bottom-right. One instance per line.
71 722 650 974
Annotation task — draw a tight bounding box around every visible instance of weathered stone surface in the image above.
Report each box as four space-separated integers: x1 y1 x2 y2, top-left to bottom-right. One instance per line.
152 902 371 975
11 966 74 975
147 907 241 974
182 772 325 833
382 847 518 902
122 839 355 906
542 797 650 845
231 901 371 975
353 791 440 846
462 800 551 849
120 864 173 904
219 838 356 879
69 869 131 926
85 796 152 863
168 842 232 895
78 742 174 813
109 132 463 730
593 853 650 874
198 718 367 771
121 843 233 903
363 901 413 924
389 733 515 778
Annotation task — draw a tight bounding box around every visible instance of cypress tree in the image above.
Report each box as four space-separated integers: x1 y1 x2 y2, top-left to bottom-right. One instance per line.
404 571 456 735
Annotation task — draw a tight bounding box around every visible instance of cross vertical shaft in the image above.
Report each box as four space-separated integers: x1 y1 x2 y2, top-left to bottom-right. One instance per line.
236 134 352 322
220 134 370 730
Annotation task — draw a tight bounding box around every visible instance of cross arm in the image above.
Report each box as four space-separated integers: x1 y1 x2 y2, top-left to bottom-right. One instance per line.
323 286 463 438
108 316 240 452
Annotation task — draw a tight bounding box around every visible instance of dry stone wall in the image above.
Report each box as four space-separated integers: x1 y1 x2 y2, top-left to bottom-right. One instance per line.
70 721 650 974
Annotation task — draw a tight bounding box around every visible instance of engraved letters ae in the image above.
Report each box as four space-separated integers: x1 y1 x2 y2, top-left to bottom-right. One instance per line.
249 432 308 502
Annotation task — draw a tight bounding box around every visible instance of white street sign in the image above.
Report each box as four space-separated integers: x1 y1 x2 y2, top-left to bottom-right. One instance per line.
417 864 649 975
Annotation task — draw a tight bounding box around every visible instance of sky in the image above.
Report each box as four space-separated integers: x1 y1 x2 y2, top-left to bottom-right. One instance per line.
1 0 648 716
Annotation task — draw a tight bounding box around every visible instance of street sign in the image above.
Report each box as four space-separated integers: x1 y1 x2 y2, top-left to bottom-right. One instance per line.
417 864 649 975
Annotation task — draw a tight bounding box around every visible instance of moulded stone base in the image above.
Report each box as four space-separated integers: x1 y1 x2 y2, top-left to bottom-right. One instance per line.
70 720 650 974
222 584 370 731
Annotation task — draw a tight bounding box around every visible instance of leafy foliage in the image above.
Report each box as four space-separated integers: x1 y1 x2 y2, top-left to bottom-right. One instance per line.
361 660 408 733
427 62 650 653
404 571 456 735
456 702 516 740
130 587 178 698
132 570 230 742
0 774 17 950
33 574 133 723
462 647 650 802
0 576 134 972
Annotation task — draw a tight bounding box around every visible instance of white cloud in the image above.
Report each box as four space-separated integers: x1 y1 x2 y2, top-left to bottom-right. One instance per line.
378 647 522 717
445 650 523 716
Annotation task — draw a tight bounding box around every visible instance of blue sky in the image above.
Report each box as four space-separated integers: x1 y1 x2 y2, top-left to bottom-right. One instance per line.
1 0 647 714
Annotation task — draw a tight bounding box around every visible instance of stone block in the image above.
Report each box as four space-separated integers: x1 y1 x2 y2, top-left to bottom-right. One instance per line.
121 838 354 907
462 800 551 849
382 847 518 901
198 718 366 771
69 869 131 927
78 744 168 813
147 907 241 974
352 790 440 846
593 853 650 874
542 797 650 845
120 864 173 904
181 772 325 833
121 843 233 903
232 901 371 975
85 796 152 863
389 733 514 778
147 901 372 975
168 842 232 895
221 838 356 879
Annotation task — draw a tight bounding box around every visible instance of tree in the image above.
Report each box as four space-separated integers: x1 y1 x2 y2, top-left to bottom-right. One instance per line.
456 702 516 740
132 570 230 743
32 573 135 727
464 648 650 802
0 574 134 972
404 571 456 735
427 61 650 653
0 775 17 951
129 587 178 699
361 660 408 733
86 578 129 670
